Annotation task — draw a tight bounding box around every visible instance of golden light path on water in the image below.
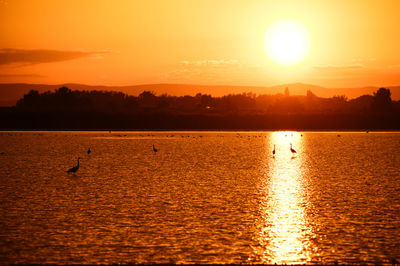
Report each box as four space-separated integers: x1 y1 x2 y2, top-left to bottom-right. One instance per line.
255 131 313 264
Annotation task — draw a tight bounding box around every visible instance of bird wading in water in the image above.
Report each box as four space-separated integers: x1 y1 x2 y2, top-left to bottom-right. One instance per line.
290 143 297 154
67 157 80 173
153 144 158 153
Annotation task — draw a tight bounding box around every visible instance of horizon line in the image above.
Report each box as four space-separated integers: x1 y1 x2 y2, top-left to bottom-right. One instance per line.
0 81 396 90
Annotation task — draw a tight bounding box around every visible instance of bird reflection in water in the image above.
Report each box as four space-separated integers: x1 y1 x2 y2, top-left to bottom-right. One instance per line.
255 131 313 264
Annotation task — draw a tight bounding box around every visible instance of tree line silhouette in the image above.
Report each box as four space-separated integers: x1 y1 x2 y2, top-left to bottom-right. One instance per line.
1 86 399 130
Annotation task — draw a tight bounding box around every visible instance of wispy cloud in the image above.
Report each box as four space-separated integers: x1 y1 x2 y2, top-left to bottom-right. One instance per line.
386 64 400 69
313 63 364 71
351 58 376 63
0 49 107 66
156 59 262 84
0 73 44 78
159 59 242 79
182 59 240 67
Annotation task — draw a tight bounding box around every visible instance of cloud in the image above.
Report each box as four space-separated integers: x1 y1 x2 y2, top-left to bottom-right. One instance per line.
351 58 377 63
182 59 240 67
313 63 364 71
386 64 400 69
0 73 44 78
0 49 107 65
156 59 265 82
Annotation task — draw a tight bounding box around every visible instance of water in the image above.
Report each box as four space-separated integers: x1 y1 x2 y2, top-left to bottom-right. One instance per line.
0 131 399 264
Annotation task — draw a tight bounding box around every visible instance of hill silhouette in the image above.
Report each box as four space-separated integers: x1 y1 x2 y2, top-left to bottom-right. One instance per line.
1 82 400 106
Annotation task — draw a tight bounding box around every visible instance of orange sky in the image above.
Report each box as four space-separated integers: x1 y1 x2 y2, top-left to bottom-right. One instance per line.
1 0 400 89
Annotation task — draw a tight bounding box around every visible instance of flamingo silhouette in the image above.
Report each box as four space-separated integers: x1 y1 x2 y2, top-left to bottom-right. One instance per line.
87 148 91 155
290 143 297 154
67 157 80 173
153 144 158 153
272 144 276 156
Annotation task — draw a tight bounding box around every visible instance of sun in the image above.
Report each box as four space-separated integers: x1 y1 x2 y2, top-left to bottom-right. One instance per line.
264 19 310 66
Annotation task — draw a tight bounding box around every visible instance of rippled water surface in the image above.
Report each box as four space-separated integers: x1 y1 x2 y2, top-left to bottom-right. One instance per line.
1 131 400 264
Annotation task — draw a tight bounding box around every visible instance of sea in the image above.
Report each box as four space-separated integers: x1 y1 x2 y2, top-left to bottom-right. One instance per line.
0 131 399 264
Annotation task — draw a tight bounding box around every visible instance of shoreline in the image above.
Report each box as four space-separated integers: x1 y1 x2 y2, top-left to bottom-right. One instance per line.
1 129 400 133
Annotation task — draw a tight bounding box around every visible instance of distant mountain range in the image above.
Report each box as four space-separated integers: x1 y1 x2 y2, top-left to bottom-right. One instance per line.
1 82 399 106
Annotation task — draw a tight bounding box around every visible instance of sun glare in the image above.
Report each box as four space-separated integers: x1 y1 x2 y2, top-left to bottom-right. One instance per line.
264 19 310 66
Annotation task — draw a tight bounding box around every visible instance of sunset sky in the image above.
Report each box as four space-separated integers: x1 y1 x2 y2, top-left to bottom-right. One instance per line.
1 0 400 88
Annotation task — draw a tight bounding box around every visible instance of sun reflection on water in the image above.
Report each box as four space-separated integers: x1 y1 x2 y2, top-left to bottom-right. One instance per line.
256 131 312 264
